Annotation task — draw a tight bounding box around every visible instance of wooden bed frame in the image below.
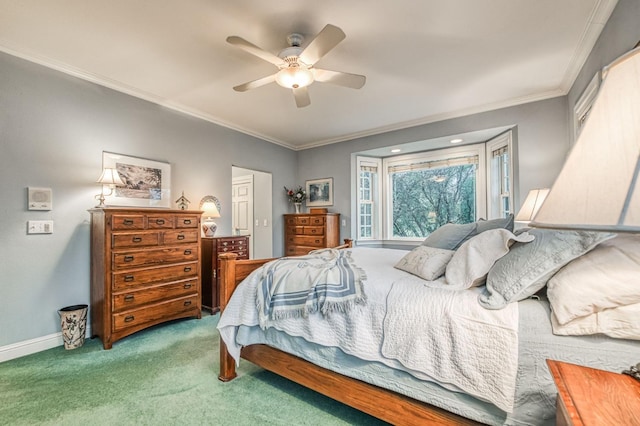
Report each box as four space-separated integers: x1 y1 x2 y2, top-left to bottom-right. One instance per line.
217 240 480 425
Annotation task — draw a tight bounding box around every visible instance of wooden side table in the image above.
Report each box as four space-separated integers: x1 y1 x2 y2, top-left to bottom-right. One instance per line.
546 359 640 425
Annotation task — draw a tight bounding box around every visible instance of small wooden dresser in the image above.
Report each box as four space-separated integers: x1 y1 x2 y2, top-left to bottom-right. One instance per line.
89 208 202 349
201 235 249 312
284 212 340 256
547 359 640 425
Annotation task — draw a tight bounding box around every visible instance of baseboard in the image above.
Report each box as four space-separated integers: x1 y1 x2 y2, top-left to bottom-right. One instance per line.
0 327 93 363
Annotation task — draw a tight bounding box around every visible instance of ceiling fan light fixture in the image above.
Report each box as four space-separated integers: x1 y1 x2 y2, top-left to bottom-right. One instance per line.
275 66 314 89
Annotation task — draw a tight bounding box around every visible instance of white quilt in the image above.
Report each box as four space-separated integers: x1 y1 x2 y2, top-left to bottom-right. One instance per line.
382 281 518 412
217 247 519 412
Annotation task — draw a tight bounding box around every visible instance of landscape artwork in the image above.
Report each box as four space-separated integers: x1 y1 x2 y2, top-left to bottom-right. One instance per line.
102 151 171 208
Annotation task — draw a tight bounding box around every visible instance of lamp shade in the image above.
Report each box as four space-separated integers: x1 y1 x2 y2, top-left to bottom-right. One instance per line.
531 47 640 232
96 168 125 186
515 188 549 223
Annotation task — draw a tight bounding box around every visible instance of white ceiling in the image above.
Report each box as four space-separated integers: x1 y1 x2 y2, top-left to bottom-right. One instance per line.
0 0 617 150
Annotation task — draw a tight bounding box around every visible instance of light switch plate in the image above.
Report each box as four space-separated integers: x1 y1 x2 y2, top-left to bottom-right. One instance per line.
27 220 53 234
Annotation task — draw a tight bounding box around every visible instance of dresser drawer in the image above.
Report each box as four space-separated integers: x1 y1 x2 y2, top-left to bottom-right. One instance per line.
163 229 199 245
286 245 318 256
112 232 160 248
286 226 304 235
113 279 197 311
303 226 324 236
309 216 325 225
112 262 198 290
147 215 174 229
112 295 198 332
111 215 145 230
112 245 198 269
176 215 199 228
287 235 326 247
295 216 311 225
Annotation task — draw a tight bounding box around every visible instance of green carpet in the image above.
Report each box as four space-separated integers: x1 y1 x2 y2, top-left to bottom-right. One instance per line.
0 314 387 425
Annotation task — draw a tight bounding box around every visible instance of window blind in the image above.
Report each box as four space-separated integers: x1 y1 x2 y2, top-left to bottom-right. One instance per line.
388 155 478 173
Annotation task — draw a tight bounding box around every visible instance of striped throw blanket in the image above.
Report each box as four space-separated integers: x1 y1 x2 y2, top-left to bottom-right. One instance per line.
257 249 366 328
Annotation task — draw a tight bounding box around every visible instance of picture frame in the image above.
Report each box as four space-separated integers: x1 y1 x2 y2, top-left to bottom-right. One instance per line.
305 177 333 207
102 151 171 208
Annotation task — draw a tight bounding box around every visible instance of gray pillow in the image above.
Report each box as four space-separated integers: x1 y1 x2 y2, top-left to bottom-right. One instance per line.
477 214 514 233
422 215 515 251
478 229 615 310
421 222 477 250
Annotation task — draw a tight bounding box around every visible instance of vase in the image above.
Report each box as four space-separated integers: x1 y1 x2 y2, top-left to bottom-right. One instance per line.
294 203 302 214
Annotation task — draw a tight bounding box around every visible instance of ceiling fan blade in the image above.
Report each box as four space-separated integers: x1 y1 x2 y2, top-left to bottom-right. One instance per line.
226 36 284 67
233 73 277 92
313 69 366 89
299 24 346 65
292 87 311 108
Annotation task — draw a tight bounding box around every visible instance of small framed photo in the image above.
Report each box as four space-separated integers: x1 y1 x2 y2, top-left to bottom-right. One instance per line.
305 177 333 207
103 151 171 208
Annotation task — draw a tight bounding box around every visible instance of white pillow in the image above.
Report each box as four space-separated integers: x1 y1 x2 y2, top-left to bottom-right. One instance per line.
551 303 640 341
548 233 640 325
394 246 455 281
445 228 534 289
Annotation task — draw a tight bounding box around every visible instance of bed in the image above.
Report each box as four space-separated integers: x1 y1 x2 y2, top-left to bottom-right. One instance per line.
216 224 640 425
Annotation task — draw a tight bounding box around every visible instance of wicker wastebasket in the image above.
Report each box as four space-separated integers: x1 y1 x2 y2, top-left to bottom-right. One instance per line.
58 304 88 350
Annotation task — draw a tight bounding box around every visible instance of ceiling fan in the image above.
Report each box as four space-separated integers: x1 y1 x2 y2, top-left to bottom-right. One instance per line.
227 24 366 108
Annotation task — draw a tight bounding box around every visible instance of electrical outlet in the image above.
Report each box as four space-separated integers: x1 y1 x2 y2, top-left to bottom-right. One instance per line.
342 219 346 227
27 220 53 234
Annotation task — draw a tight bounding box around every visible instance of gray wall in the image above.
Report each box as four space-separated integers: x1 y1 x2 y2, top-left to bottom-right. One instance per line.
298 0 640 243
298 96 569 240
0 51 296 347
568 0 640 139
1 0 638 352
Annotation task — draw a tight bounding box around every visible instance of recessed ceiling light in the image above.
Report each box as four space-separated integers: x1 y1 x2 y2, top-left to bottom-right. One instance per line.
450 138 463 144
391 148 401 153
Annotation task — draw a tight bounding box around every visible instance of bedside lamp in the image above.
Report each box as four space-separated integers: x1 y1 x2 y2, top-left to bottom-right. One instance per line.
96 167 126 207
200 195 221 237
515 189 549 224
531 46 640 232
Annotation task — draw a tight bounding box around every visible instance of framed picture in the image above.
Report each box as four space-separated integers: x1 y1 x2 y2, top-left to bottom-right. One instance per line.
305 177 333 207
102 151 171 208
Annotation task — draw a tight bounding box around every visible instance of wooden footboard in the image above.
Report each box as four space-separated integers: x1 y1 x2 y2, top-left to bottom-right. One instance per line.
217 239 479 425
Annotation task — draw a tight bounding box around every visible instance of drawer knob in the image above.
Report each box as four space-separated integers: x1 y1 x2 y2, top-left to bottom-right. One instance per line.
177 234 185 240
315 239 320 244
156 219 165 225
184 300 192 307
124 295 134 302
124 315 135 323
124 255 134 262
184 283 192 289
124 275 134 282
123 219 134 225
222 242 228 246
184 267 192 272
132 236 142 243
184 249 192 255
184 219 192 224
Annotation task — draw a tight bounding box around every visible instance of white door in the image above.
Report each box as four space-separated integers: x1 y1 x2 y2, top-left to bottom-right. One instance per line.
232 175 254 257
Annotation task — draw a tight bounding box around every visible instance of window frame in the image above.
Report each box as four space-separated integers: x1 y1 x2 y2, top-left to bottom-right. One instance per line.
383 144 486 242
486 131 514 219
354 132 514 245
356 156 382 241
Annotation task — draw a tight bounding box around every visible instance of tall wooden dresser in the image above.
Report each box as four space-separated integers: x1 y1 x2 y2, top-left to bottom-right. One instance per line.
89 208 202 349
201 236 249 312
284 212 340 256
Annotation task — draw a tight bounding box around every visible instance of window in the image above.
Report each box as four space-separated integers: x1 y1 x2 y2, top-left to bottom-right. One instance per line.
356 157 381 240
486 132 513 219
356 131 512 243
388 154 480 238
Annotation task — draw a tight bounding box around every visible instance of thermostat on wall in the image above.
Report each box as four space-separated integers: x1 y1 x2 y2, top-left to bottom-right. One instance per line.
28 187 53 211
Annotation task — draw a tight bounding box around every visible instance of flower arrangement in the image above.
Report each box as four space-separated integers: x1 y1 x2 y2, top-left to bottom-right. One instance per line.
284 186 306 204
